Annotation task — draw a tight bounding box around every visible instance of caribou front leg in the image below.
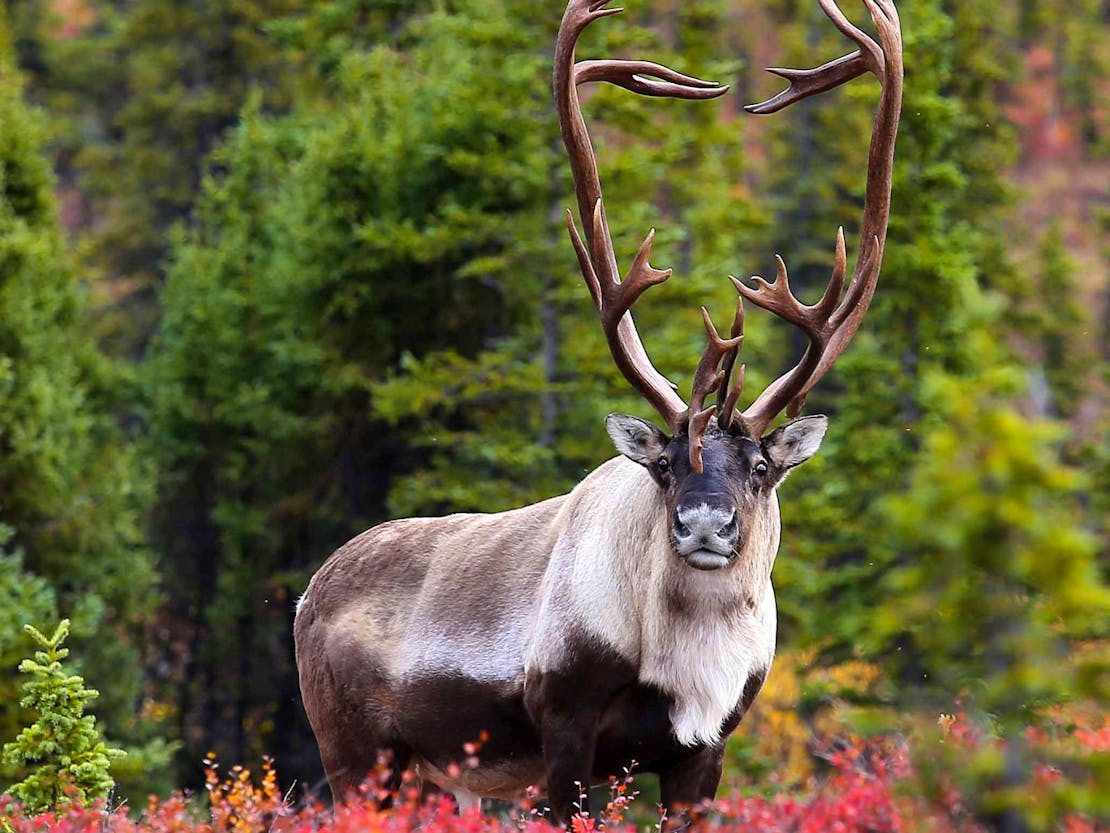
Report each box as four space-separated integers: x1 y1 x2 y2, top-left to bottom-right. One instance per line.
538 705 602 825
526 663 627 827
658 744 725 831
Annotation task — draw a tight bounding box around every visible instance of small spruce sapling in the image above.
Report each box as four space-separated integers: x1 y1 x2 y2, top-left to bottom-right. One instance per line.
1 620 125 812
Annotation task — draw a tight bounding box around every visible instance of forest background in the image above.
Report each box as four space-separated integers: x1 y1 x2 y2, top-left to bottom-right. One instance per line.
0 0 1107 823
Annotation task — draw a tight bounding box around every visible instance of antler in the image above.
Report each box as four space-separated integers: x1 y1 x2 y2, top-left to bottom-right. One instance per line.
715 298 746 432
687 308 743 472
728 0 903 439
555 0 729 470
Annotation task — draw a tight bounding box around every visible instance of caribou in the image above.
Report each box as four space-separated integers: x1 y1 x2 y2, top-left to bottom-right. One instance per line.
294 0 902 823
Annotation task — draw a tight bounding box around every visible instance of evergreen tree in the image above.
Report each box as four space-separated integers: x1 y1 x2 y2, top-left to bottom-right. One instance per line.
373 0 763 514
144 0 570 778
2 620 126 813
16 0 1100 798
9 0 302 352
0 8 158 782
869 372 1110 825
870 372 1110 713
759 0 1021 651
742 14 1110 800
144 104 313 777
1024 222 1092 418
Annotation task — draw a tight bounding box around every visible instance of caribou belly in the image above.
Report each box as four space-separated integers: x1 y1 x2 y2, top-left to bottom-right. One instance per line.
395 672 543 800
401 677 712 801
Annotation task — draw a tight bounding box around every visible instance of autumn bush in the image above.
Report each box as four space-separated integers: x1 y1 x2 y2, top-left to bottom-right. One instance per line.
2 719 1107 833
727 649 1109 831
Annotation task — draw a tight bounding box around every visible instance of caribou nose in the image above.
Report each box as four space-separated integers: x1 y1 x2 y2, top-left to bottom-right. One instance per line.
716 509 739 546
673 504 739 550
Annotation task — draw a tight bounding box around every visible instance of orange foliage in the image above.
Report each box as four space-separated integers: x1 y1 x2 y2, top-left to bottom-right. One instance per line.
0 727 1107 833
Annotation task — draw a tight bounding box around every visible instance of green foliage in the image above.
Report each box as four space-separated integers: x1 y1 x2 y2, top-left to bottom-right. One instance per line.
2 620 125 813
1024 222 1092 417
0 17 160 784
9 0 303 353
0 527 56 748
742 11 1110 785
371 0 763 514
143 104 312 773
767 0 1017 646
871 372 1110 718
140 0 760 774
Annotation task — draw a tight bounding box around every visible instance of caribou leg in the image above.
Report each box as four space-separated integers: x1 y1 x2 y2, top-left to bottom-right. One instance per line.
452 789 481 813
658 744 725 830
320 739 412 806
537 704 604 824
525 657 630 825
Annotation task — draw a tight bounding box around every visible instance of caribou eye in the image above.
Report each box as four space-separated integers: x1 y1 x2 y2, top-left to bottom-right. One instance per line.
753 460 768 476
657 457 671 473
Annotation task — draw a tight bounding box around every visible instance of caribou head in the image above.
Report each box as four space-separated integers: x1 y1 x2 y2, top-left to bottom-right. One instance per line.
606 412 827 571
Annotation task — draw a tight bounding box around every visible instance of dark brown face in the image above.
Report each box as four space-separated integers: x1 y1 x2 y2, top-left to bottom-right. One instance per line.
606 414 828 571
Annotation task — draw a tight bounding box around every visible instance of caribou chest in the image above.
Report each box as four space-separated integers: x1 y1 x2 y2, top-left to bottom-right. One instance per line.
637 576 777 747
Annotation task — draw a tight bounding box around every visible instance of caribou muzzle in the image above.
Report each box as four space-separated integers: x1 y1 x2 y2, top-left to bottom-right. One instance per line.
672 502 739 570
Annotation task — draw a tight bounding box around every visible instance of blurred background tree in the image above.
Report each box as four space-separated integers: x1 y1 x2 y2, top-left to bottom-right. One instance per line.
0 0 1105 826
0 11 173 796
8 0 302 353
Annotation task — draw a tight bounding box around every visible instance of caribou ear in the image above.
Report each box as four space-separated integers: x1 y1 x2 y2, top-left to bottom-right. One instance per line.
763 415 828 470
606 414 669 467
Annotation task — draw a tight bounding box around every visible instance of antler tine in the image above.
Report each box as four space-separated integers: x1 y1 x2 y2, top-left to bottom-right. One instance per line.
720 363 746 428
727 256 825 436
715 297 745 431
744 52 869 116
814 227 848 320
555 0 728 435
689 407 717 477
576 60 728 99
686 308 742 473
731 0 902 439
816 0 886 76
745 0 890 115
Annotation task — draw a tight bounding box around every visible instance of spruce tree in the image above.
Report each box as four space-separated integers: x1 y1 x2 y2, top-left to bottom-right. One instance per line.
2 621 125 812
748 10 1110 795
9 0 302 352
761 0 1020 648
372 0 764 514
1026 223 1092 418
871 372 1110 705
870 373 1110 824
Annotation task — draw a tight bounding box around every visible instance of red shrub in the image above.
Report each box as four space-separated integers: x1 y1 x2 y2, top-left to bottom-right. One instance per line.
1 728 1106 833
